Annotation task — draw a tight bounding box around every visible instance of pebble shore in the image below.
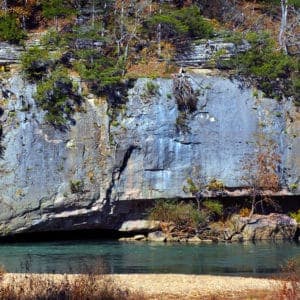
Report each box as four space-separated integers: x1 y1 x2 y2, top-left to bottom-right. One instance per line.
115 274 279 299
2 273 281 299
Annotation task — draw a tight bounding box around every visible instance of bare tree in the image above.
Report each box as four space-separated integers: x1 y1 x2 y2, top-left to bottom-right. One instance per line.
279 0 300 54
241 136 281 218
114 0 152 66
279 0 288 53
286 4 300 54
1 0 7 12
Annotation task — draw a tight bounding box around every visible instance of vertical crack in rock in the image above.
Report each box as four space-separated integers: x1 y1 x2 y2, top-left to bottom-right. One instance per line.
117 145 139 180
0 121 4 159
104 145 140 203
0 83 11 159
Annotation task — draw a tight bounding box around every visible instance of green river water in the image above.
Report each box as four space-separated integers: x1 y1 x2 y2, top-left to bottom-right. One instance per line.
0 240 299 276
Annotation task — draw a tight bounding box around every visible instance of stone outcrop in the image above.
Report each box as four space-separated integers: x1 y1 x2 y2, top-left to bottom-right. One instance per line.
118 220 160 233
176 38 250 67
117 213 298 243
206 214 298 241
231 214 298 241
148 231 167 242
0 42 299 237
0 43 22 65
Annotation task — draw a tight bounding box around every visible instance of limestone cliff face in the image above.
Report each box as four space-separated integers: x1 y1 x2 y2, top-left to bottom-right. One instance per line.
0 43 299 236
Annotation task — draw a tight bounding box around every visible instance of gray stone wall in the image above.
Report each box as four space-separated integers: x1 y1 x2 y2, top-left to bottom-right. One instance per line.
0 43 298 236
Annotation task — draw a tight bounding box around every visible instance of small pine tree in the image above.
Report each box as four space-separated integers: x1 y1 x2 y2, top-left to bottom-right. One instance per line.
0 14 26 43
41 0 75 30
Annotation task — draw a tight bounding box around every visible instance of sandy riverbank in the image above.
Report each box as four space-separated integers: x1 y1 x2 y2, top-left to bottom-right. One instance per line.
115 274 280 299
1 273 282 299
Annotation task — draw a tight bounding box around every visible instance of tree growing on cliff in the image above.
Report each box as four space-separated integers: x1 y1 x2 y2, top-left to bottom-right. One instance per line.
0 13 26 43
41 0 75 31
183 166 224 218
256 0 300 54
276 0 300 54
34 67 82 127
241 136 281 217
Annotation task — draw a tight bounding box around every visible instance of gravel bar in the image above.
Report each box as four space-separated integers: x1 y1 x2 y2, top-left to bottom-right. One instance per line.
2 273 282 299
114 274 279 299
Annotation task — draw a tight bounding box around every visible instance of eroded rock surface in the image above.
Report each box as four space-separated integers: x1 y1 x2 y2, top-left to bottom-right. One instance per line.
231 214 298 241
204 214 298 241
148 231 167 242
0 43 298 236
0 43 22 65
176 39 250 67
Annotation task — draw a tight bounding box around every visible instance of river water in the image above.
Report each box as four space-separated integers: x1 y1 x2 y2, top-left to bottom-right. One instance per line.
0 240 299 275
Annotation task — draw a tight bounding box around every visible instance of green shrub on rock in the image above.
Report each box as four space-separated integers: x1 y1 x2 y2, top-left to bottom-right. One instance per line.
144 5 213 40
41 0 75 25
21 46 51 81
289 209 300 223
207 178 225 191
234 32 294 98
148 200 207 229
41 29 69 49
35 67 82 126
70 180 84 194
203 200 223 217
0 14 26 44
73 49 123 95
143 80 160 97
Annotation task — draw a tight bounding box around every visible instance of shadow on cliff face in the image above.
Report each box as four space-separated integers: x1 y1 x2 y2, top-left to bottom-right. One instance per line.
0 108 5 159
0 229 127 243
0 196 298 243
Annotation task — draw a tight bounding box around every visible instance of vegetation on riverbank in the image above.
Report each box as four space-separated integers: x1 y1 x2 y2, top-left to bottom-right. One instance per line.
0 263 299 299
0 266 145 300
289 209 300 223
147 159 298 242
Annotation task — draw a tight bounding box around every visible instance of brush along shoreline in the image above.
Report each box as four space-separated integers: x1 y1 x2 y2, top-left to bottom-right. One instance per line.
0 273 283 299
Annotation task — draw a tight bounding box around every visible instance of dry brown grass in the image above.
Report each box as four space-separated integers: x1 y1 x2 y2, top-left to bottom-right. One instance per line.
0 269 145 300
275 259 300 300
126 41 178 79
0 271 294 300
126 58 178 79
239 207 251 217
237 2 279 33
0 258 299 300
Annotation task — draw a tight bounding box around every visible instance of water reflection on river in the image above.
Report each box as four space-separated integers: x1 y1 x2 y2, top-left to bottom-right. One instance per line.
0 240 299 275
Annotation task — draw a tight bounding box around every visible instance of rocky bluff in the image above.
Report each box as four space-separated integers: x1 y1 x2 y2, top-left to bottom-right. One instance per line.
0 42 299 237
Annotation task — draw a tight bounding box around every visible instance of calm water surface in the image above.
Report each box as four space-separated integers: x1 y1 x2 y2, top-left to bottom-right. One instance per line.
0 240 299 275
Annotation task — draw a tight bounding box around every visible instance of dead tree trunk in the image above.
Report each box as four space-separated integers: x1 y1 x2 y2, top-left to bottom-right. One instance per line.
279 0 288 54
1 0 7 12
